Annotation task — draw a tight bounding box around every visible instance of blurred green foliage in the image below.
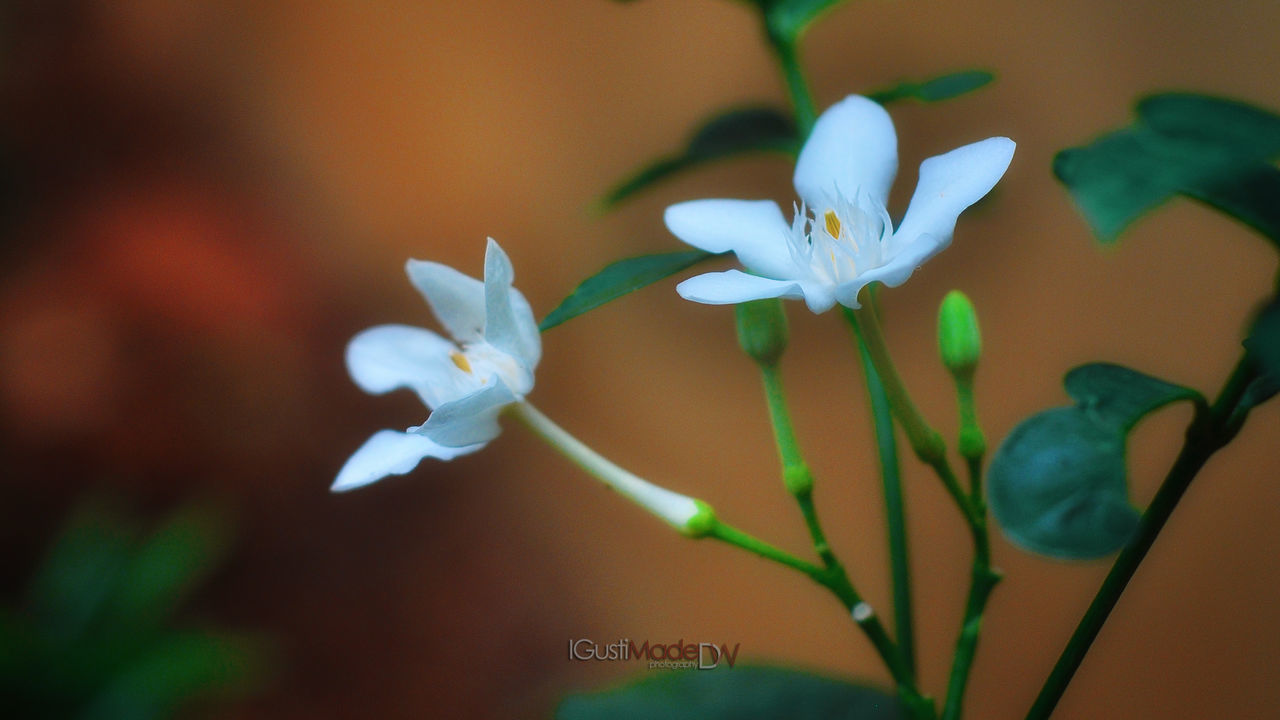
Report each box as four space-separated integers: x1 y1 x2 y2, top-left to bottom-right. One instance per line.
0 499 263 720
557 665 902 720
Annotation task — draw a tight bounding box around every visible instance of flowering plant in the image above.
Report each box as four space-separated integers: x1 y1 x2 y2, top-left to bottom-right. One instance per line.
333 2 1280 718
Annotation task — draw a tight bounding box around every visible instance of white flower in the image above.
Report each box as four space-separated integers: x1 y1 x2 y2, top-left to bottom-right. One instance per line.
666 95 1015 312
333 238 541 492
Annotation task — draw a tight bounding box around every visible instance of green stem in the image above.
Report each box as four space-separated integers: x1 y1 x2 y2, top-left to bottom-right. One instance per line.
1025 353 1258 719
714 516 919 712
941 366 997 720
759 365 808 475
768 34 817 137
757 347 930 715
942 514 1000 720
843 306 917 676
851 301 970 516
708 519 825 577
848 298 1001 720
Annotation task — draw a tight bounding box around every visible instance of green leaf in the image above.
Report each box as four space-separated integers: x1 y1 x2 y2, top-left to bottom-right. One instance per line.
1242 296 1280 409
598 107 797 210
989 363 1203 560
540 250 719 331
1054 92 1280 248
556 666 902 720
1137 93 1280 157
868 70 996 105
763 0 852 39
1063 362 1203 431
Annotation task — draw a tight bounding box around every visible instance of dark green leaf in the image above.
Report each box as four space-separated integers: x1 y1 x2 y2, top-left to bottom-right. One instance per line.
1137 93 1280 158
1242 296 1280 409
868 70 995 105
1180 160 1280 245
989 363 1201 560
1055 92 1280 248
1054 129 1178 242
598 108 797 210
557 666 902 720
1063 362 1203 432
540 250 719 331
989 408 1139 560
764 0 851 39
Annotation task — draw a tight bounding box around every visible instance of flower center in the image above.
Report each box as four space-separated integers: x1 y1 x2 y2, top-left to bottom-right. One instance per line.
457 341 535 396
787 189 894 286
823 210 842 240
450 351 473 374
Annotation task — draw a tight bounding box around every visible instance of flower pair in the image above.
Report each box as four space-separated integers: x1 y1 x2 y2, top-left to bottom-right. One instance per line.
335 94 1014 491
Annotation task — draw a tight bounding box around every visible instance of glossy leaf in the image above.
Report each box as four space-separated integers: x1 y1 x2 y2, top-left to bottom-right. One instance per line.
989 363 1202 559
598 107 797 210
540 250 719 331
1055 93 1280 248
557 666 902 720
868 70 995 105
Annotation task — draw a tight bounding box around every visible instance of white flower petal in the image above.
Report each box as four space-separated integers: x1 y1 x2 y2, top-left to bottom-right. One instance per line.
663 200 794 279
345 324 469 407
794 95 898 210
482 238 542 371
676 270 805 305
797 281 838 313
419 381 516 447
332 430 483 492
893 137 1015 251
832 234 947 309
405 258 486 344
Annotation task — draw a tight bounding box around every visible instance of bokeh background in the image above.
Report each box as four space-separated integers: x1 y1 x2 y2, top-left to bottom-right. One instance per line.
2 0 1278 717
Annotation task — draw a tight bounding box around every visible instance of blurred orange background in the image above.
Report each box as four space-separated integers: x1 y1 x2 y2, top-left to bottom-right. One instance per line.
2 0 1278 718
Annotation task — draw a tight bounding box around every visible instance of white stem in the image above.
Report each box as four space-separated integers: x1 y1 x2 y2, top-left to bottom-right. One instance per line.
509 401 703 531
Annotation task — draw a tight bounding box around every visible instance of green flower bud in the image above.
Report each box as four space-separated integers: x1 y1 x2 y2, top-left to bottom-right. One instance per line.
783 464 815 497
937 290 982 377
735 298 789 367
681 500 719 538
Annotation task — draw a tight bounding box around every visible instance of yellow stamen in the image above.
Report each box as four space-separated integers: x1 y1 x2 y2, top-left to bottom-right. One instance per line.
824 210 842 239
450 351 473 374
